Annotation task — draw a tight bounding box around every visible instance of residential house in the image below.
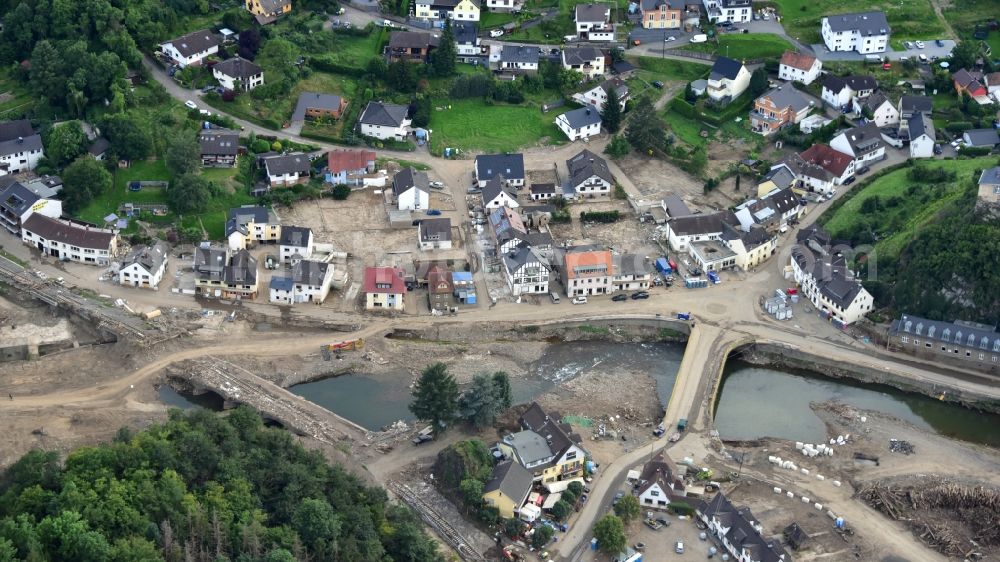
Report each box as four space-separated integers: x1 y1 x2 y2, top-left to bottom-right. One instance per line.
561 47 604 79
830 123 885 165
489 206 553 254
799 143 856 187
555 106 602 141
292 260 334 304
118 241 168 289
426 265 453 311
325 149 377 186
291 92 348 123
853 93 898 128
88 138 110 161
799 114 832 134
20 215 116 266
199 129 239 168
898 95 933 121
278 225 313 264
791 227 874 326
962 128 1000 149
889 314 1000 374
476 153 525 188
661 193 692 218
20 176 63 199
364 266 406 311
386 32 440 63
499 403 587 483
0 181 61 235
697 493 792 562
0 120 44 176
485 0 521 11
986 72 1000 99
771 153 834 195
755 166 796 199
212 57 264 91
268 276 295 305
482 460 534 519
821 11 890 54
482 177 520 210
636 452 685 509
502 244 551 295
393 168 430 211
225 205 280 251
562 246 614 296
572 78 630 111
639 0 689 30
907 114 935 158
414 0 481 21
702 0 752 23
706 57 750 104
721 223 777 270
159 29 220 67
976 166 1000 217
530 183 557 201
821 74 877 108
575 4 613 41
358 101 411 141
778 51 822 85
750 86 812 135
453 22 483 61
612 254 653 291
952 68 988 98
663 211 738 252
566 149 613 197
246 0 291 24
500 45 540 74
452 270 477 304
418 217 453 250
194 246 227 297
223 249 258 299
735 186 802 231
264 153 311 186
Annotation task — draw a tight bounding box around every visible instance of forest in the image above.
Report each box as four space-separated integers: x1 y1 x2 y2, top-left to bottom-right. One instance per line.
0 407 438 562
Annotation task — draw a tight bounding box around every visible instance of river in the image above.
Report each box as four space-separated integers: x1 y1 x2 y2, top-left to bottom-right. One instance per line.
714 360 1000 447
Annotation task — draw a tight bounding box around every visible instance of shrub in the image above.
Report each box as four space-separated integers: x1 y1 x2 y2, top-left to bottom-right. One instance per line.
579 210 620 223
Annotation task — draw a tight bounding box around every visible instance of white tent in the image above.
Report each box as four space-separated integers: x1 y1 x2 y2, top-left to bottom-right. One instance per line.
542 492 563 510
626 469 641 481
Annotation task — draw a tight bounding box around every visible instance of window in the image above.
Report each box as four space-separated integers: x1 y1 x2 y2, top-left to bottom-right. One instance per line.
925 342 931 348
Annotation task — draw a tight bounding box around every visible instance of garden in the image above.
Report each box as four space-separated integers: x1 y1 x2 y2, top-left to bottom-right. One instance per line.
429 99 571 154
680 33 794 61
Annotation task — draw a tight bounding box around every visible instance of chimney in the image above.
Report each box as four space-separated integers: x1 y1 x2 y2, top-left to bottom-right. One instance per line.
16 136 22 144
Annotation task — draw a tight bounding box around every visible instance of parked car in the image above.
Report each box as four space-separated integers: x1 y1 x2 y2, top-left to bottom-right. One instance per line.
630 291 650 300
571 296 588 305
612 294 628 302
425 209 442 215
675 541 684 554
935 39 945 47
184 100 198 110
934 144 943 155
843 176 856 185
919 54 928 63
613 492 625 505
652 80 664 89
429 181 444 188
490 29 504 37
904 41 915 49
857 165 870 175
915 40 925 48
665 36 676 41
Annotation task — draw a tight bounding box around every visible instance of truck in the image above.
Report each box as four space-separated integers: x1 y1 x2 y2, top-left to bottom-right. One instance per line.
668 259 678 272
412 426 434 445
676 312 691 320
677 418 688 431
690 34 708 43
655 257 672 274
707 271 721 284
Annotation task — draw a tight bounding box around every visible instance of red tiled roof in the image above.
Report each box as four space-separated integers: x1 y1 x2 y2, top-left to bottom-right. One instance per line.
327 149 376 174
779 51 817 72
364 266 406 294
800 144 853 177
564 250 612 279
427 265 453 294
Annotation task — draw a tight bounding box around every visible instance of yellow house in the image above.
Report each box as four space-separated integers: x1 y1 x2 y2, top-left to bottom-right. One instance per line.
226 206 281 251
757 165 802 198
482 460 534 518
246 0 291 24
498 403 588 484
414 0 481 22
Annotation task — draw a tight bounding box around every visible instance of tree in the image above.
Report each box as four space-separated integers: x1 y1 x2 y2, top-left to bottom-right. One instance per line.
366 57 388 80
167 173 211 214
256 38 300 86
491 372 512 412
458 478 484 508
458 372 511 428
613 494 640 523
567 481 584 497
604 134 630 158
624 96 666 153
550 499 572 521
387 60 416 93
61 156 112 213
431 19 457 77
531 525 553 549
684 81 697 103
601 86 622 133
409 363 459 434
238 28 261 60
101 115 152 162
165 132 201 176
331 184 351 200
749 68 769 97
593 514 626 554
948 39 981 71
557 68 583 95
28 40 65 106
293 498 341 553
45 121 89 167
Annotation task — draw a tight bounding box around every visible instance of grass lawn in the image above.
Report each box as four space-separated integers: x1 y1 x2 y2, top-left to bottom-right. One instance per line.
629 56 711 82
481 10 518 28
377 157 431 171
772 0 946 45
428 98 570 153
205 71 361 128
324 27 389 66
681 33 793 60
940 0 998 32
820 158 989 259
0 68 34 119
663 110 709 147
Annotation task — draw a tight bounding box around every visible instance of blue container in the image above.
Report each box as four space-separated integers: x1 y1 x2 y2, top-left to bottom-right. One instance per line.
591 538 599 551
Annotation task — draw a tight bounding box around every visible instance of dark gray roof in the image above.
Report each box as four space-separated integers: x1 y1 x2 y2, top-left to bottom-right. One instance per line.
419 217 452 242
979 166 1000 186
393 168 429 196
292 260 329 286
483 460 533 504
279 225 312 247
453 21 478 45
662 193 692 217
837 123 883 154
224 249 257 286
530 183 557 195
0 119 42 158
519 402 554 431
270 275 293 292
860 92 890 112
214 56 262 79
22 215 115 249
575 4 608 22
668 211 738 236
162 29 220 58
122 241 168 274
292 92 344 122
501 45 539 64
963 128 1000 147
824 11 889 36
388 31 440 50
502 244 549 272
791 240 866 310
763 187 799 215
21 175 62 199
477 153 524 181
640 0 689 11
615 254 653 277
699 494 791 562
0 182 40 217
762 166 795 190
199 129 239 157
907 113 933 141
194 246 227 280
566 149 613 187
598 78 629 99
228 205 270 225
563 47 601 66
88 138 110 157
899 95 932 114
709 56 744 81
761 86 810 112
890 314 1000 351
359 101 409 127
264 153 310 176
559 106 602 130
823 74 877 94
482 177 516 205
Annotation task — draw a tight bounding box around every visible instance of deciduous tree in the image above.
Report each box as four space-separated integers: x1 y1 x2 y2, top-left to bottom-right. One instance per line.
613 494 640 523
44 121 89 167
167 173 211 214
593 514 626 554
61 156 112 213
164 132 201 176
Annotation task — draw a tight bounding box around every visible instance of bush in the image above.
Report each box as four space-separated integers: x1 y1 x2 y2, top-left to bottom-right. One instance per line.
669 501 695 516
580 210 620 223
532 525 554 549
944 121 973 133
330 184 351 200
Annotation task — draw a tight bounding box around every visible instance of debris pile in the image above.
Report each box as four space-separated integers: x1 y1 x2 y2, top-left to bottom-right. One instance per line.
888 439 915 455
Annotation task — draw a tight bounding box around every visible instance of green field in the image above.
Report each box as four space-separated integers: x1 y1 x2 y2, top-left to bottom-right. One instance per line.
820 158 989 259
324 27 389 66
481 10 519 28
940 0 997 33
681 33 794 60
771 0 948 46
0 69 34 119
428 99 571 153
205 71 361 129
630 56 711 81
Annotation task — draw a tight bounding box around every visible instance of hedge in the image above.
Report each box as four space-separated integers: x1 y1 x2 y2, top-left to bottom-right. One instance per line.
308 56 367 77
580 210 620 223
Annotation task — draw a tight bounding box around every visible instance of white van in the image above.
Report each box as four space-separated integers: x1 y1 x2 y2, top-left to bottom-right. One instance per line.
549 292 561 303
690 34 708 43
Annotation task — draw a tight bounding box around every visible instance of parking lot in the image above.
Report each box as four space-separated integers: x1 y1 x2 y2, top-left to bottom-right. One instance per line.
811 39 955 62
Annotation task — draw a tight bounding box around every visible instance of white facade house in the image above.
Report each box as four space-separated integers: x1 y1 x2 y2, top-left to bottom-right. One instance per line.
263 153 311 186
702 0 751 23
907 114 935 159
482 178 520 210
271 260 334 304
791 230 874 326
475 154 525 188
502 245 550 295
118 241 168 289
418 218 453 250
706 57 750 103
486 0 521 10
0 120 44 176
358 101 411 141
698 494 791 562
20 215 117 266
212 57 264 91
566 149 613 197
820 75 877 109
778 51 822 85
278 226 314 264
853 93 898 127
572 78 630 111
160 29 220 67
555 107 602 141
393 168 430 211
561 47 605 80
830 123 885 165
0 180 62 235
822 11 890 54
575 4 614 41
664 211 735 252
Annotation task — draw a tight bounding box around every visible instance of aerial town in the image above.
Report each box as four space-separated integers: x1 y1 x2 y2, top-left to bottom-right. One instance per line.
0 0 998 560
